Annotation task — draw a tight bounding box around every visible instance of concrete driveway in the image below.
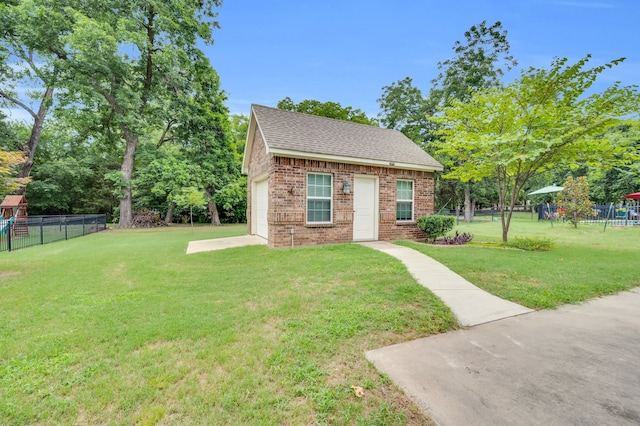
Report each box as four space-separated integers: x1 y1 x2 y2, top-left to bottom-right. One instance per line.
367 288 640 425
186 235 266 254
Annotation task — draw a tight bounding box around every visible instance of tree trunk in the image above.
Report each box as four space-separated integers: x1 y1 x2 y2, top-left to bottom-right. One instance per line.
502 217 509 242
165 201 176 223
14 87 54 195
118 130 138 228
463 184 473 222
205 187 221 226
500 180 519 243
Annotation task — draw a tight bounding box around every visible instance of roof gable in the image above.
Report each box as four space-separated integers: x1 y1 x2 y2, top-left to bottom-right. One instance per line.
242 104 442 173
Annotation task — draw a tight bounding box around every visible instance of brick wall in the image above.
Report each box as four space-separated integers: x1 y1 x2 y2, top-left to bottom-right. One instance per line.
246 127 436 247
267 157 435 248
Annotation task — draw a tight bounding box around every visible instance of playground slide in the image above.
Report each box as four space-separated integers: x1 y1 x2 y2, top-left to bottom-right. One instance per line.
0 217 15 234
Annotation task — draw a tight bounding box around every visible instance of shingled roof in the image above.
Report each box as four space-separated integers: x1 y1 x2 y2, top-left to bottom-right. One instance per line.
242 104 442 173
0 195 27 208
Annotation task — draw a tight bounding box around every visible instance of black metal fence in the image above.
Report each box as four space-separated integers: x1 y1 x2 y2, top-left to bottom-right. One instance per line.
441 207 531 223
535 203 640 226
439 204 639 226
0 214 107 252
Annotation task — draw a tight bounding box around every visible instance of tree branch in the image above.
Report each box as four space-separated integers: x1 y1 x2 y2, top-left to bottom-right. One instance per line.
0 88 37 119
156 120 176 148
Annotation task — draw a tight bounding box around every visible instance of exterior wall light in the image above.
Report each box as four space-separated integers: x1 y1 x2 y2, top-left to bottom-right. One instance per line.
342 181 351 194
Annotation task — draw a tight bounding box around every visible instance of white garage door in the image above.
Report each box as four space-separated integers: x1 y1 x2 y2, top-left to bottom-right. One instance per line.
255 179 268 239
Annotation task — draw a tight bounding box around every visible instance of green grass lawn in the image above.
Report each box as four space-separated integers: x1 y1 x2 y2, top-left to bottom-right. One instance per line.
0 225 455 425
398 214 640 309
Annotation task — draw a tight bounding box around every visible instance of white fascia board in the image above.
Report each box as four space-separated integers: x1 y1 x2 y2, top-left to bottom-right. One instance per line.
241 109 256 175
241 106 270 174
269 148 443 172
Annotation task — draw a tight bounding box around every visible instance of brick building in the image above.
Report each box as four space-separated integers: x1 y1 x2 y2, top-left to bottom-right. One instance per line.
242 104 443 248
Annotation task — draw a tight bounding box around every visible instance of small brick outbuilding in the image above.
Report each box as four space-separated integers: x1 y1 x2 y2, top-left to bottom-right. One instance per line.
242 104 443 248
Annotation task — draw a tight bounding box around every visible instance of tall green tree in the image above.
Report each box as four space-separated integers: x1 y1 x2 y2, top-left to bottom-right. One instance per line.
215 114 248 223
430 21 517 105
169 53 238 226
50 0 222 227
0 1 64 188
23 119 119 215
277 97 378 126
377 77 436 147
229 114 249 156
1 0 224 226
431 20 518 222
431 55 640 242
134 143 204 223
377 21 517 219
134 59 243 226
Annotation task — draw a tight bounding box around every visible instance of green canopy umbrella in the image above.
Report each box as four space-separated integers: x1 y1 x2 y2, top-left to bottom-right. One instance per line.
528 185 564 196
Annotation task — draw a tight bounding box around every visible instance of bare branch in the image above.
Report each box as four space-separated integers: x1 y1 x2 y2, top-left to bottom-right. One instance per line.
0 88 37 119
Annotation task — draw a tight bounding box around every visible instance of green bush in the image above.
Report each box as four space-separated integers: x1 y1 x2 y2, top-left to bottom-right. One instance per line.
417 215 455 243
507 236 554 251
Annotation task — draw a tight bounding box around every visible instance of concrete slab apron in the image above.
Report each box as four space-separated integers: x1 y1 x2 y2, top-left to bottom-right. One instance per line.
186 235 267 254
366 289 640 426
358 241 533 326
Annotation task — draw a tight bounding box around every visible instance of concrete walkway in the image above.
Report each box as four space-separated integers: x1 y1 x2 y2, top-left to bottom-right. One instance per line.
186 235 266 254
366 289 640 425
359 241 533 326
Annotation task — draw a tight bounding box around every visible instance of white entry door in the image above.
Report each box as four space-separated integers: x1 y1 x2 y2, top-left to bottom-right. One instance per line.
255 179 268 239
353 176 377 241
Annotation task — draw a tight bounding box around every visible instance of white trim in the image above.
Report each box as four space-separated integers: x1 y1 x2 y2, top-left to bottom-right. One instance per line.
306 172 333 224
396 179 414 222
269 148 443 172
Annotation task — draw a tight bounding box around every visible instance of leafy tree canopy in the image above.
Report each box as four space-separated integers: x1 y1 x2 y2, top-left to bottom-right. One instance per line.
377 77 437 146
431 55 640 242
1 0 223 227
0 149 30 195
431 20 517 105
277 97 379 126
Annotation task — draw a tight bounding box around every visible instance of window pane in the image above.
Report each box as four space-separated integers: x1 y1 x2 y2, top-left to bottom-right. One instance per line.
397 180 413 201
307 174 332 223
307 199 331 222
308 174 332 198
396 201 413 221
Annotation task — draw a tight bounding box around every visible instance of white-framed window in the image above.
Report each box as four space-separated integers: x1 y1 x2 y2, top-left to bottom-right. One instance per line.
396 180 414 221
307 173 332 223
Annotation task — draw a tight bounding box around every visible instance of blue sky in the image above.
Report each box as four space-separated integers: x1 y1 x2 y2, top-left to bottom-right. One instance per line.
210 0 640 118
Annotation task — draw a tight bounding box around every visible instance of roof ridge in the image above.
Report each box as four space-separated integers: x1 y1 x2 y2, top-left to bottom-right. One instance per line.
251 104 385 130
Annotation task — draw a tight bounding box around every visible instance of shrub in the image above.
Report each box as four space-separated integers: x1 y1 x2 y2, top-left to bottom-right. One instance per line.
417 215 455 243
557 176 593 228
507 236 553 251
442 231 474 245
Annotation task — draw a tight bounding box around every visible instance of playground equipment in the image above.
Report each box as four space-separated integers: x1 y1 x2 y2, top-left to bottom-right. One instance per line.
0 195 28 237
0 216 14 234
